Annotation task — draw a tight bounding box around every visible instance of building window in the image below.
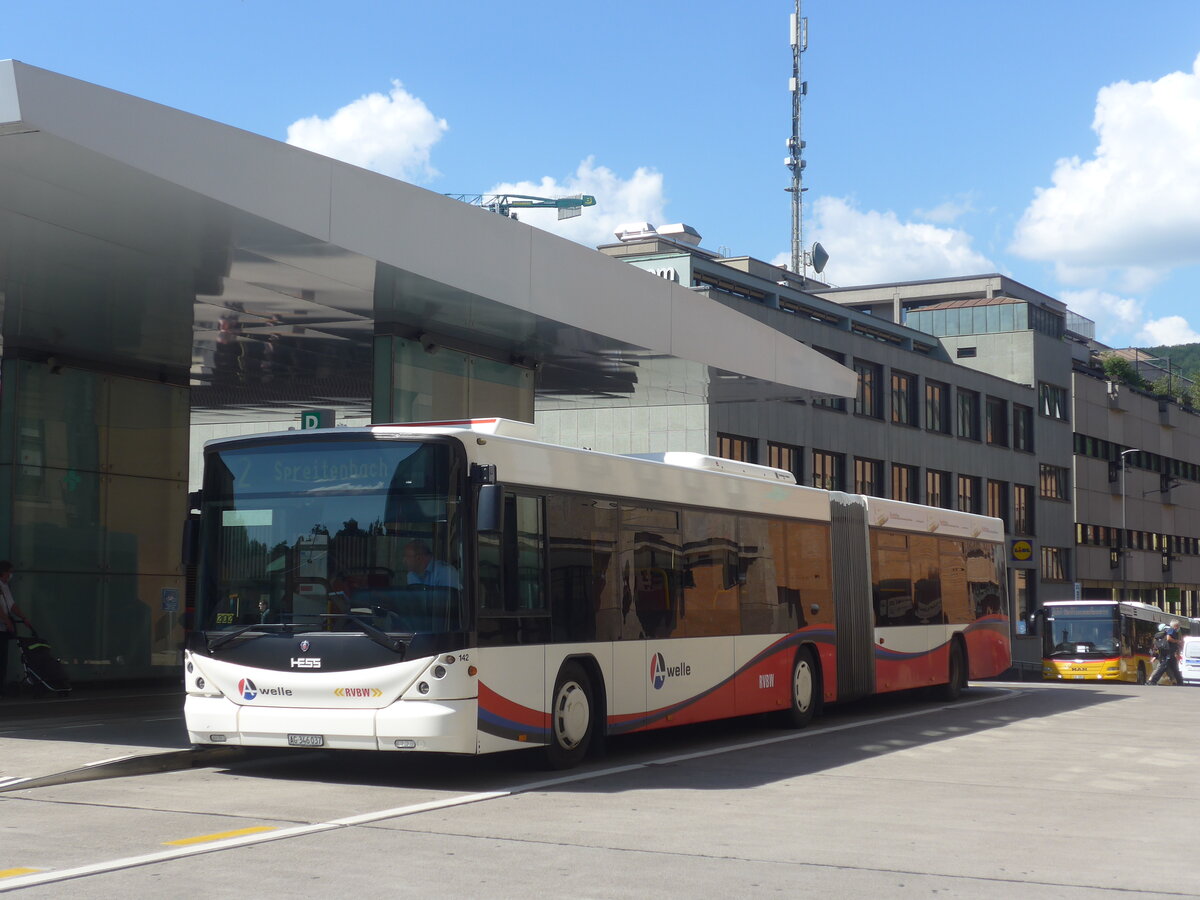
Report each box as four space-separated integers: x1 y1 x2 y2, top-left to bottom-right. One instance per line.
957 389 981 440
854 457 883 496
1013 484 1035 535
1039 463 1069 500
1041 546 1069 582
1038 382 1069 421
854 360 883 418
926 381 950 434
768 441 803 482
812 348 847 411
927 469 951 509
717 432 757 464
1013 404 1034 452
812 449 845 491
891 463 919 503
957 474 981 513
987 479 1009 530
891 371 918 426
986 396 1009 447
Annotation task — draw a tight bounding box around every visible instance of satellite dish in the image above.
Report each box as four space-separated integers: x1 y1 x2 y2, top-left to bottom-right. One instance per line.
810 241 829 275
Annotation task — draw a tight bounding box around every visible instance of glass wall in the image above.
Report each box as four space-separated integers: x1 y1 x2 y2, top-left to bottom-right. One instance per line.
0 360 189 684
373 337 534 424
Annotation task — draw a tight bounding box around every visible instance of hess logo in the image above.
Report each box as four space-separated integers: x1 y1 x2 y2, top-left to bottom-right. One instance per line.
291 657 322 668
650 652 692 690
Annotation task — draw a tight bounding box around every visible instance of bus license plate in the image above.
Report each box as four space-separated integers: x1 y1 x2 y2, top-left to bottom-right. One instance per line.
287 733 324 747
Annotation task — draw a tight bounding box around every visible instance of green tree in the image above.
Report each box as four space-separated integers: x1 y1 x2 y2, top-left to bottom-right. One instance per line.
1100 354 1146 390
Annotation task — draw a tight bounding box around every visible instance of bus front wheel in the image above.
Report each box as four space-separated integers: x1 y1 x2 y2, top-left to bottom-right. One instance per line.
1137 662 1147 684
546 661 594 769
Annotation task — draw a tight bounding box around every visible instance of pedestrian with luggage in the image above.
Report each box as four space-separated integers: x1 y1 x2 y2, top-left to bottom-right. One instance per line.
0 560 33 698
1148 620 1183 686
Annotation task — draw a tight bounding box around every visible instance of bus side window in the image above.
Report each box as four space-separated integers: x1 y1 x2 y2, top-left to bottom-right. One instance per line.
479 492 546 614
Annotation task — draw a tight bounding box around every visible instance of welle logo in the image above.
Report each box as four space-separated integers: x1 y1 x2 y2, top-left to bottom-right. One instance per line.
650 652 692 690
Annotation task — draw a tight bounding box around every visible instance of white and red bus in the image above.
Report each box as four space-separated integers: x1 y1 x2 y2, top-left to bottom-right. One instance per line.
183 418 1010 768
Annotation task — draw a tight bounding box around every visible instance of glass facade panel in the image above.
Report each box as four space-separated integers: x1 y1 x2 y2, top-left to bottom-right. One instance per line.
380 338 534 424
9 464 107 572
106 378 189 480
104 475 188 575
998 304 1014 332
0 360 189 683
985 305 1000 333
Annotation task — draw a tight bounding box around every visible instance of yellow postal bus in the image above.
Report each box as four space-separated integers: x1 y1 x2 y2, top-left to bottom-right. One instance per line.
1041 600 1186 684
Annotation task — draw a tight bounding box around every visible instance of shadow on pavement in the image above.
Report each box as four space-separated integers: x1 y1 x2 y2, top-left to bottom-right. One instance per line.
206 682 1133 795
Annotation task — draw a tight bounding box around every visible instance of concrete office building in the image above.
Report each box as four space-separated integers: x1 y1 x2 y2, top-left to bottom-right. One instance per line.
0 61 855 686
1073 359 1200 618
813 275 1200 622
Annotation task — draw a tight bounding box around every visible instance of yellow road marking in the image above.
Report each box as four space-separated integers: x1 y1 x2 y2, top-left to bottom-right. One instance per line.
0 868 42 879
163 826 276 846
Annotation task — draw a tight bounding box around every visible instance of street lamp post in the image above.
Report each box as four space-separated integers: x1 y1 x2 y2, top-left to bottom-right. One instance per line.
1120 448 1140 602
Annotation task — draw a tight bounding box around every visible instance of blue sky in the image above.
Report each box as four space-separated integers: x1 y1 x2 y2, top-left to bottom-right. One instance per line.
7 1 1200 349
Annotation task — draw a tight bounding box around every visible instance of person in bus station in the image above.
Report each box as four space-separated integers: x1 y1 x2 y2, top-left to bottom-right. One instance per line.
0 560 34 697
1148 621 1184 686
404 540 461 589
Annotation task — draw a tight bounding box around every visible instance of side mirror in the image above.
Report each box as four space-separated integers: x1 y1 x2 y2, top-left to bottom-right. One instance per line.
181 515 200 568
476 484 502 534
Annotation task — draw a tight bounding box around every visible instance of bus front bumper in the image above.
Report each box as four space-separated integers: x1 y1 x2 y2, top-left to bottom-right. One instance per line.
185 695 479 754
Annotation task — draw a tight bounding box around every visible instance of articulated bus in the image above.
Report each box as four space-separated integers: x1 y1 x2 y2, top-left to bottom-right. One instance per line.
183 419 1010 768
1041 600 1194 683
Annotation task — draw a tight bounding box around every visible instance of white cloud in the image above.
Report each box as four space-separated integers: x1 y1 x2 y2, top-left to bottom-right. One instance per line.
285 81 448 182
1138 315 1200 347
914 194 975 225
1011 54 1200 282
798 196 995 286
485 158 666 248
1057 288 1144 345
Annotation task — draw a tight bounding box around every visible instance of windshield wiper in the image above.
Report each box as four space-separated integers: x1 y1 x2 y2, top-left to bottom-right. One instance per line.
319 614 408 654
206 622 290 652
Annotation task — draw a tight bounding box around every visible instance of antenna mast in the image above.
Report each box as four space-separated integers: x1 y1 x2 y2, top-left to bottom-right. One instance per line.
786 1 808 277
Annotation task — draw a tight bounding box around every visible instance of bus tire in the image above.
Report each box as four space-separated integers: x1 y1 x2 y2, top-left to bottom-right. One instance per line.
1136 662 1147 684
777 646 818 728
938 638 968 701
545 661 594 770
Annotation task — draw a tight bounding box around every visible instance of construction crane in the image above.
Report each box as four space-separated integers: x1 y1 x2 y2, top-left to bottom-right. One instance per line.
446 193 596 221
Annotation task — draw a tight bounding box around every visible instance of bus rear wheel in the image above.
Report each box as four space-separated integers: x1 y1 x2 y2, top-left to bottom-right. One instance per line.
776 646 818 728
938 639 968 701
546 661 594 769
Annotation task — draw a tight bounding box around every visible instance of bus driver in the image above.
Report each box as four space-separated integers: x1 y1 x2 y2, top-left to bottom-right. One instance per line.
404 540 461 589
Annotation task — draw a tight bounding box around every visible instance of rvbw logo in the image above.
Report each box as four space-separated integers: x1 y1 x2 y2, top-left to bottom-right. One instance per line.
650 652 691 690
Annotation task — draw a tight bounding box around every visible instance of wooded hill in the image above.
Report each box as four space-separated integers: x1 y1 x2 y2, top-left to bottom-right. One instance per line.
1144 343 1200 377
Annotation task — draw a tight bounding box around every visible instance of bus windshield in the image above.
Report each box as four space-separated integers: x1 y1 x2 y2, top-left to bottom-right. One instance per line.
1043 606 1120 658
196 438 464 635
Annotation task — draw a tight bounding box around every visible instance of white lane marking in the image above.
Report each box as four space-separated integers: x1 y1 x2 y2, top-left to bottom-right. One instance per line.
86 755 137 767
0 688 1021 891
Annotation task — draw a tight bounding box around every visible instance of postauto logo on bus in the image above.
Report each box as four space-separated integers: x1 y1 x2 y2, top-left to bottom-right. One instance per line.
650 652 692 690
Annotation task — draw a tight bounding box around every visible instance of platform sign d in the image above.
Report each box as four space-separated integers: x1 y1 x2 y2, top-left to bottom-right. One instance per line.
301 410 335 430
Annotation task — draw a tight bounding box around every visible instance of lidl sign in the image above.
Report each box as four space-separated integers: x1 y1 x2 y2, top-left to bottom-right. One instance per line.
1011 540 1033 562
